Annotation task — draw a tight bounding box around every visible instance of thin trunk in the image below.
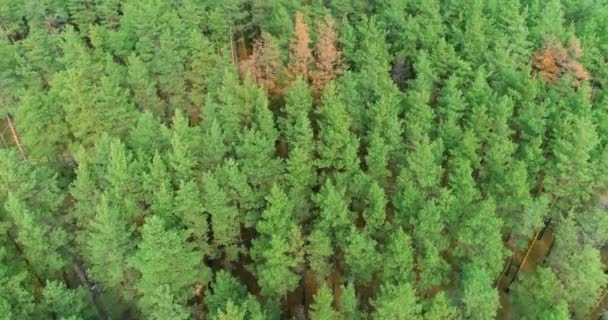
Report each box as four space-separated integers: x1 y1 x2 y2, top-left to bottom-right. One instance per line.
542 237 556 265
537 218 552 240
0 127 9 147
508 228 542 287
72 261 109 319
591 287 608 319
230 27 236 65
495 256 512 290
6 116 27 160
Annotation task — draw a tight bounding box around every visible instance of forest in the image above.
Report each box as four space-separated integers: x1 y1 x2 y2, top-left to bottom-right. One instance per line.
1 0 608 319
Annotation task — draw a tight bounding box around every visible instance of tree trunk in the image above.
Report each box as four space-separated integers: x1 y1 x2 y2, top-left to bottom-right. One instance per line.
6 116 27 161
508 228 542 287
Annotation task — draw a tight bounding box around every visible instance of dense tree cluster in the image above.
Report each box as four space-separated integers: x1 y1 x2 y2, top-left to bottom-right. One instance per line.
1 0 608 319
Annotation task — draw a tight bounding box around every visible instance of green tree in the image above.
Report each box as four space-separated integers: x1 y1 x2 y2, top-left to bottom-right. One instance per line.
148 285 190 320
4 195 67 279
127 53 164 117
380 228 414 285
315 85 360 175
459 264 499 320
306 228 334 283
511 267 569 320
175 180 209 252
202 171 241 260
422 291 459 320
41 280 93 319
343 228 380 285
310 286 340 320
250 185 302 298
129 216 207 312
372 282 421 320
339 283 360 320
82 196 133 292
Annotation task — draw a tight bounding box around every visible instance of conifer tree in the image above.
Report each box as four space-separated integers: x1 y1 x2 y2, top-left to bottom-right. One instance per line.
4 194 68 279
306 228 334 283
311 16 344 97
201 172 241 260
127 53 165 118
129 216 207 312
459 263 499 320
511 267 569 319
239 33 283 95
315 85 359 175
372 282 421 320
344 228 380 285
0 248 36 319
82 195 134 292
309 286 340 320
250 185 302 298
381 228 415 285
148 285 191 320
41 280 93 319
422 291 459 320
287 12 312 84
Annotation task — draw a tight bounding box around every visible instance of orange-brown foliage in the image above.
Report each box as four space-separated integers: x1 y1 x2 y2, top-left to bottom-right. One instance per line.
239 33 283 95
287 12 313 84
532 38 590 86
311 17 345 98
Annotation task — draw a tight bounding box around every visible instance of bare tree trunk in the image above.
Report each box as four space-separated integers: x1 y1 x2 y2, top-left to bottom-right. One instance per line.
72 260 109 319
508 228 542 287
495 256 512 290
6 116 27 160
591 287 608 319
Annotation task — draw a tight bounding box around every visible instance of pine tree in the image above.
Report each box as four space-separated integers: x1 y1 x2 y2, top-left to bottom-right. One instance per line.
380 228 414 285
129 216 207 312
314 180 352 249
309 286 340 320
4 194 68 279
41 280 93 319
169 109 201 184
287 12 312 84
511 267 569 319
127 53 165 118
185 31 216 117
372 282 421 320
343 228 380 285
422 291 459 320
239 33 283 95
0 248 36 319
315 85 359 175
127 112 171 162
459 263 499 320
175 180 209 252
339 283 361 320
311 16 344 97
250 185 302 298
548 218 608 318
13 90 68 161
82 195 134 292
201 172 241 260
306 228 334 282
148 285 191 320
200 120 229 171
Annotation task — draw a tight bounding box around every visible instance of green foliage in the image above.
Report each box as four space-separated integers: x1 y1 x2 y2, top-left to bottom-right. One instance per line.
129 216 207 312
2 1 608 318
372 282 421 320
310 286 340 320
250 185 302 298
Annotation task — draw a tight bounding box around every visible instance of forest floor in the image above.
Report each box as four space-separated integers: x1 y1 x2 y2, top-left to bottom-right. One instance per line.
497 226 555 320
